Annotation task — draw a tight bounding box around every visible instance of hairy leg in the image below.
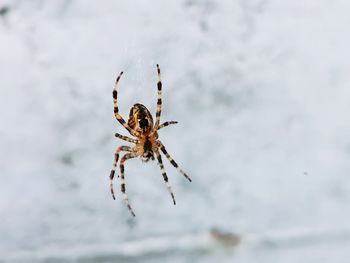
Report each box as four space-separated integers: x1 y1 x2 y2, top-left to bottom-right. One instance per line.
155 150 176 205
110 146 133 200
154 64 162 128
119 153 138 216
157 121 178 130
157 141 191 182
115 133 139 144
113 71 139 137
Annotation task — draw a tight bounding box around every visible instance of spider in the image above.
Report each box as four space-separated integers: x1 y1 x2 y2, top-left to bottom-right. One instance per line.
109 64 191 217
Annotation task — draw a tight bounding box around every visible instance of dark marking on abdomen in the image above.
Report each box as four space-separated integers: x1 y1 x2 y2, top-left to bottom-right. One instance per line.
139 117 149 130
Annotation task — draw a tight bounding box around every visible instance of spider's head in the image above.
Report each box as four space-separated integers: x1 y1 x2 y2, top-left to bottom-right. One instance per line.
128 103 154 134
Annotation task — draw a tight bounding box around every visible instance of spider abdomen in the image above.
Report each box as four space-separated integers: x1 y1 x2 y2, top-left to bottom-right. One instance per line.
128 103 154 134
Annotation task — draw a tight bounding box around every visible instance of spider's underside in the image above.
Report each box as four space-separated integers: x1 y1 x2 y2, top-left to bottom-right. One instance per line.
109 64 191 217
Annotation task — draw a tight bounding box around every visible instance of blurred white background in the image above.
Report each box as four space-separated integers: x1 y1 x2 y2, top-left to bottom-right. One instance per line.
1 0 350 262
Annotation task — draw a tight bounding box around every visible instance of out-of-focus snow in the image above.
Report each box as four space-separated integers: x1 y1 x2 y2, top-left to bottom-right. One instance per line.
1 0 350 262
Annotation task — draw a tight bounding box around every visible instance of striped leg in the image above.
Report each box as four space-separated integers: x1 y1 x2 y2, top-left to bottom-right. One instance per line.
158 141 192 182
155 150 176 205
110 146 133 200
113 71 139 137
120 153 138 217
157 121 178 130
115 133 138 144
155 64 162 128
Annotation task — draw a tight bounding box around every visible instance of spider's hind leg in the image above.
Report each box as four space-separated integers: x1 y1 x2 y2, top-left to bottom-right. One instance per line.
110 146 133 200
157 141 192 182
120 152 138 217
155 150 176 205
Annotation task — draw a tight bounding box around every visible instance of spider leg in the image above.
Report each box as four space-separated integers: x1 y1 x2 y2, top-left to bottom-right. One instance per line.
115 133 139 144
113 71 140 137
120 152 138 217
155 150 176 205
110 146 133 200
157 141 192 182
157 121 178 130
155 64 162 128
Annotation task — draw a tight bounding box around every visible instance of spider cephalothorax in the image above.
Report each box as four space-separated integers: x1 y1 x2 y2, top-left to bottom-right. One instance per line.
109 64 191 217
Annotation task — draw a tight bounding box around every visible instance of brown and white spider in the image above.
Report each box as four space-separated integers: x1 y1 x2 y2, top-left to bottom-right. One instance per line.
109 64 191 217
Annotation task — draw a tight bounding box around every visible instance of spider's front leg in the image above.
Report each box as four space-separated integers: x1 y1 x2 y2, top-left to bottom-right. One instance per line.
154 64 162 128
113 71 140 137
155 150 176 205
110 146 133 200
119 152 138 217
